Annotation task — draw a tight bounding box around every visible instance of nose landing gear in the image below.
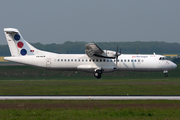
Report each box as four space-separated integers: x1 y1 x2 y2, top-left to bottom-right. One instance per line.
164 73 168 77
163 70 168 77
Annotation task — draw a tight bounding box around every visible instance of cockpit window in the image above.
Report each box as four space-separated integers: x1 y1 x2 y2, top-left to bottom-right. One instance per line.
159 57 166 60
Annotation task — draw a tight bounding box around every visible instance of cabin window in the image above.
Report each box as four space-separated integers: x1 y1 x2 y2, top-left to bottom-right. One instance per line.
114 60 116 62
124 60 126 62
78 59 80 62
107 59 109 62
128 60 130 62
100 59 102 62
134 60 136 62
121 60 123 62
68 59 70 62
138 60 140 62
61 59 63 62
64 59 66 62
96 59 98 62
86 59 88 62
75 59 77 62
89 59 91 62
71 59 73 62
117 59 119 62
93 59 95 62
82 59 84 62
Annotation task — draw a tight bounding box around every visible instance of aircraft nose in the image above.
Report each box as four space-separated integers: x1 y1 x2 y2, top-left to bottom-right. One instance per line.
172 62 177 69
174 63 177 68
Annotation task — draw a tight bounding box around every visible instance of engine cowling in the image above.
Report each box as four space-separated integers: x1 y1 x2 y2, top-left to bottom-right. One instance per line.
103 50 117 58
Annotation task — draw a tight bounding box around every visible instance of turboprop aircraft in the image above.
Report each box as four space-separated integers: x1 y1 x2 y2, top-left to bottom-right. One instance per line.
3 28 177 79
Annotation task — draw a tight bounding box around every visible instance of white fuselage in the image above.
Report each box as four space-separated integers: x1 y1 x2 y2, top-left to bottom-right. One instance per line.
3 28 177 79
4 53 177 73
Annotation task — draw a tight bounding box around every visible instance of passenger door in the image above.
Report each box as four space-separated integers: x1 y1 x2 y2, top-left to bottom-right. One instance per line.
46 58 51 67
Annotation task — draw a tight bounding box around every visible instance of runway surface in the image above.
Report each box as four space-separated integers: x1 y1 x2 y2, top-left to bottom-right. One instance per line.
0 96 180 100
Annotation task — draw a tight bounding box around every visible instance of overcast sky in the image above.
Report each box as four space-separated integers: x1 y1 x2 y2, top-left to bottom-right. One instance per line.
0 0 180 45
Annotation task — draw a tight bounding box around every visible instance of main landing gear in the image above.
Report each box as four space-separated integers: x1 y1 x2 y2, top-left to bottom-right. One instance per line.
94 70 102 79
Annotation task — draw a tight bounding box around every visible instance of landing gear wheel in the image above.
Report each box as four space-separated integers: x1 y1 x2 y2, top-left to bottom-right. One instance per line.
164 73 168 77
94 72 101 79
96 74 101 79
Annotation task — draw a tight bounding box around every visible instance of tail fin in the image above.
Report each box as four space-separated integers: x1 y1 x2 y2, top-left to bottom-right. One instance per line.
4 28 38 57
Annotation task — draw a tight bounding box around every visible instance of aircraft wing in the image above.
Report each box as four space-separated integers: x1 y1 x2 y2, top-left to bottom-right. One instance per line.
85 43 115 58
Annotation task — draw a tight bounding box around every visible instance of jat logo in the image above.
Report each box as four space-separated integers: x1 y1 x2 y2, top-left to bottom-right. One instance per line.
14 34 27 56
20 49 27 55
14 34 20 41
17 42 24 48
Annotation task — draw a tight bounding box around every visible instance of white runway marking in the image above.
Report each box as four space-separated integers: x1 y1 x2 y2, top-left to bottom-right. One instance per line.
0 96 180 100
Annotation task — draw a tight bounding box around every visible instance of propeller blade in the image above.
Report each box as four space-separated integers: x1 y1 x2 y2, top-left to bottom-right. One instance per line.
116 45 118 57
116 45 118 53
115 45 119 65
116 57 117 65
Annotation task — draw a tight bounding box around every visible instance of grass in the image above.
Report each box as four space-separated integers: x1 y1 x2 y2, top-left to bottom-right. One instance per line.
0 64 178 95
0 65 179 119
0 64 179 80
0 100 180 120
0 79 180 95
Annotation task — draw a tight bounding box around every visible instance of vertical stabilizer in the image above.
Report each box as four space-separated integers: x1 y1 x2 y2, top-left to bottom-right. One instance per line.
4 28 38 57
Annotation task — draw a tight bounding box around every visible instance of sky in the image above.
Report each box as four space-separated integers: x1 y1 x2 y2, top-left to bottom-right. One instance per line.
0 0 180 45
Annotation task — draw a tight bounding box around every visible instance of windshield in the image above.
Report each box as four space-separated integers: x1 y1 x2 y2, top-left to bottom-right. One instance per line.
159 57 166 60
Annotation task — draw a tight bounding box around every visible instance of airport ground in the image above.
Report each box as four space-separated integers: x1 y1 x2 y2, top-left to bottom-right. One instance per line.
0 64 180 119
1 78 180 95
0 100 180 119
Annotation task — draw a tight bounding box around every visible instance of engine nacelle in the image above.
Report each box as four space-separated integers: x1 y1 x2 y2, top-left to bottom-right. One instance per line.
103 50 117 58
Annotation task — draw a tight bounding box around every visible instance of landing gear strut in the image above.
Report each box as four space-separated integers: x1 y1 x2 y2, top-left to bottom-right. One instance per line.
94 70 102 79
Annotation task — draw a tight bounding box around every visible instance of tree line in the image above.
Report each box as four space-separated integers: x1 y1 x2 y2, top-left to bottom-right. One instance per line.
0 41 180 56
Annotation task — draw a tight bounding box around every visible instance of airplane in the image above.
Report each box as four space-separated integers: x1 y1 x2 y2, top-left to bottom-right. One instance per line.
3 28 177 79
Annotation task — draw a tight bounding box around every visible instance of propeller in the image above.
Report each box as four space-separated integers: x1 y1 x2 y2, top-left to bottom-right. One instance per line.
115 45 121 65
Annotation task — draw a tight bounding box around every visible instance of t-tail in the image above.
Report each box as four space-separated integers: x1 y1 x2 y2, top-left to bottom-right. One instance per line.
4 28 40 57
4 28 56 57
4 28 57 66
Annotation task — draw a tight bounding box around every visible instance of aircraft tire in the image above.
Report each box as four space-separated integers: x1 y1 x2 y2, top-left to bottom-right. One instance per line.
94 72 101 79
96 74 101 79
164 73 168 77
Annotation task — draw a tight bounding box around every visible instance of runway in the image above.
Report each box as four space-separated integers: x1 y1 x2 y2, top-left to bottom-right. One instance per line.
0 96 180 100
